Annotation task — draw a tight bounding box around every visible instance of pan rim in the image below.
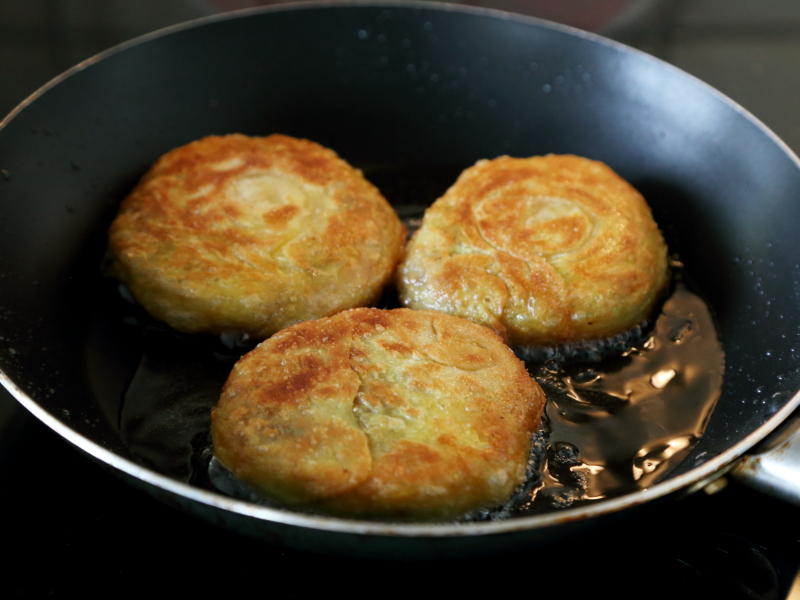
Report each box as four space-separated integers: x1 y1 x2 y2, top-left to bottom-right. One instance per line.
2 0 800 538
4 367 800 537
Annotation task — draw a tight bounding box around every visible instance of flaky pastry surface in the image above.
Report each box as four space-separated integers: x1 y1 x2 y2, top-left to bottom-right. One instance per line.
397 155 669 346
211 308 545 520
107 134 405 339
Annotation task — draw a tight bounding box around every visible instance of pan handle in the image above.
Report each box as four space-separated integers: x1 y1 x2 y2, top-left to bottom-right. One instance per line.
730 411 800 505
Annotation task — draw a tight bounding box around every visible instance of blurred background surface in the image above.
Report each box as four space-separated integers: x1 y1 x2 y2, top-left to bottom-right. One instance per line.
3 0 800 151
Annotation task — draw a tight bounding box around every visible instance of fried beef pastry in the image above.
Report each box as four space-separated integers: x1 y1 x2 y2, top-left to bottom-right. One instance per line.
211 307 545 520
106 134 406 339
397 154 669 347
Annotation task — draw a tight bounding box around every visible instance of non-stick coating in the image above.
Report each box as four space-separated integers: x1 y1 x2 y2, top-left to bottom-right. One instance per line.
1 3 799 554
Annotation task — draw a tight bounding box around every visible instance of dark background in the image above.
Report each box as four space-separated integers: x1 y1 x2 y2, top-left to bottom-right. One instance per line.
2 1 800 597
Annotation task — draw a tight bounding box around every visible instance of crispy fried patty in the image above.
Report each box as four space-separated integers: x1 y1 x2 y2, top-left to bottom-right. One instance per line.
397 154 669 347
106 134 406 339
211 308 546 520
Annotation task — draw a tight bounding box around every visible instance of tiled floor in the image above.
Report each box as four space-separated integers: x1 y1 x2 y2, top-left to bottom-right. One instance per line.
0 0 214 118
678 0 800 26
659 0 800 152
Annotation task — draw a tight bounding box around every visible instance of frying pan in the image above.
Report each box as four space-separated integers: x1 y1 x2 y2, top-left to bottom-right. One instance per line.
1 1 799 559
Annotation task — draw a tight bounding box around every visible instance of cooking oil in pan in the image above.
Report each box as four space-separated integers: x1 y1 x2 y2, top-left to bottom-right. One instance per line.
114 271 723 520
506 280 724 517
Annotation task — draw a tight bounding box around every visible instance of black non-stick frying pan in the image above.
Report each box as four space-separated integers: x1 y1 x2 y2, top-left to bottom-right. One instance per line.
1 1 799 559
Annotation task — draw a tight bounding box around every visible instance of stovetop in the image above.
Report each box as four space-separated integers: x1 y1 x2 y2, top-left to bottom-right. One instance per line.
2 1 800 597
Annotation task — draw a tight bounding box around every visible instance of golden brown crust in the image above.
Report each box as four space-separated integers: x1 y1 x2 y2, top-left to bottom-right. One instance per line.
397 155 669 346
106 134 406 339
211 307 545 520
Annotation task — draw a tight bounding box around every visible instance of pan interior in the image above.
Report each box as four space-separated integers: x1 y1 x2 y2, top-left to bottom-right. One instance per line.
98 198 724 519
0 4 799 524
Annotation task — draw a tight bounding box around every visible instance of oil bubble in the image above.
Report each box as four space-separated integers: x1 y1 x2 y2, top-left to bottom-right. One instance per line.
543 359 560 374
